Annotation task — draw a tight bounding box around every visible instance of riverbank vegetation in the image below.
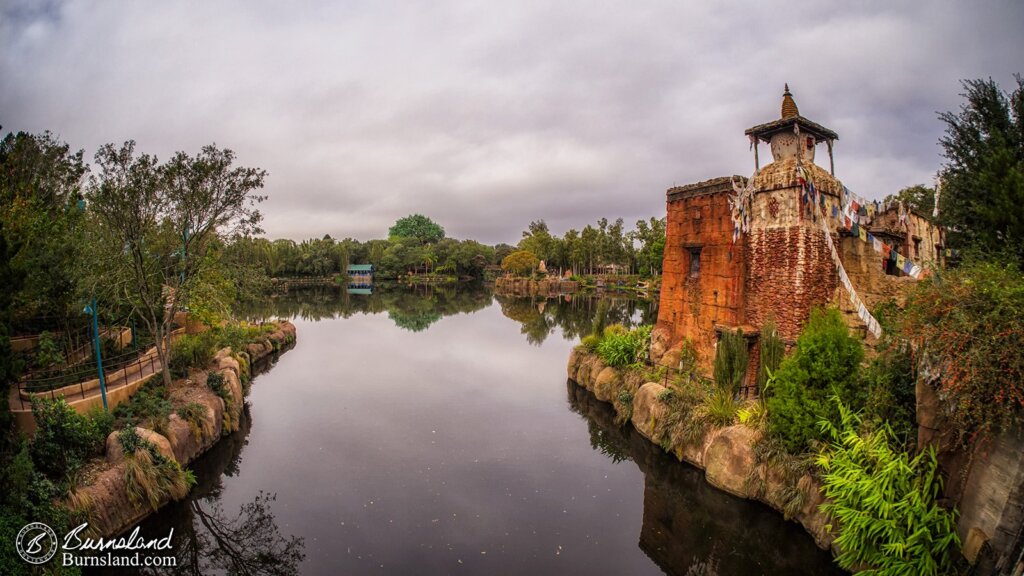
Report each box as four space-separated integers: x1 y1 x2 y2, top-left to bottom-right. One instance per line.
0 130 287 574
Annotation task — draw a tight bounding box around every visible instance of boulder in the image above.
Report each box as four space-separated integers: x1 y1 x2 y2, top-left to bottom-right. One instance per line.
703 425 759 499
213 347 241 376
680 427 719 468
649 326 670 365
631 382 669 444
106 427 176 465
222 368 243 407
794 475 834 550
567 348 581 380
658 343 684 369
593 366 622 403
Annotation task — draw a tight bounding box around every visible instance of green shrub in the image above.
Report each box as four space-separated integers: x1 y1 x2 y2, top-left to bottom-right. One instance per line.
765 307 865 454
580 333 601 352
29 396 108 479
901 260 1024 446
817 398 960 575
595 325 652 368
676 338 700 376
117 426 146 455
112 377 171 432
211 323 275 353
713 328 748 395
35 330 65 369
864 341 918 448
169 332 218 378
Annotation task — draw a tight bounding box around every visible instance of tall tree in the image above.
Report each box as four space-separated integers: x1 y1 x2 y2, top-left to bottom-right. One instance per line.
85 142 266 387
388 214 445 244
0 131 89 326
938 76 1024 259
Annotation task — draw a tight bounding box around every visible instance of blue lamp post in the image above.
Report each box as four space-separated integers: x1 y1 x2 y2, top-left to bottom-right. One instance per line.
83 297 109 413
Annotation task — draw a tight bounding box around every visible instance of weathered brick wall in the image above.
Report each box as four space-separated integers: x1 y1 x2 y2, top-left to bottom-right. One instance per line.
745 223 837 344
656 177 746 370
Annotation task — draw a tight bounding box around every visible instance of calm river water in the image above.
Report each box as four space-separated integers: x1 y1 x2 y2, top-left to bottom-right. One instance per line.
116 284 841 575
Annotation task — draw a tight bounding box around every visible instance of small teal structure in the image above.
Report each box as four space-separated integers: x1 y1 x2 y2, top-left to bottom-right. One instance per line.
347 264 374 287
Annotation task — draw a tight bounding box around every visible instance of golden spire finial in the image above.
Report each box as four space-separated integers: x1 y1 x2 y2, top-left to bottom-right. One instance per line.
781 84 799 119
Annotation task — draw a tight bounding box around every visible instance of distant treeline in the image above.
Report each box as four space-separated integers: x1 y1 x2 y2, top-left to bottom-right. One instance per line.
223 214 666 281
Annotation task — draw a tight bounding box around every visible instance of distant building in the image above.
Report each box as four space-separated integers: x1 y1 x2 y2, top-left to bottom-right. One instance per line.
347 264 374 285
652 86 943 394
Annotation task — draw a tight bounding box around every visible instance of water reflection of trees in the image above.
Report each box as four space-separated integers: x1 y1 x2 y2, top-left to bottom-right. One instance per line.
496 294 658 345
235 283 493 332
565 381 843 576
236 284 657 340
126 408 306 576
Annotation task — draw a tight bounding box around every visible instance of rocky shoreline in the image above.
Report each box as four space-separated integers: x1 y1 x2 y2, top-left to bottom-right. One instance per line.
567 347 835 551
67 321 297 538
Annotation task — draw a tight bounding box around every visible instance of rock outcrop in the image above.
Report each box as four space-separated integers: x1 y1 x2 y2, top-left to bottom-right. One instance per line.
69 320 297 538
568 347 835 551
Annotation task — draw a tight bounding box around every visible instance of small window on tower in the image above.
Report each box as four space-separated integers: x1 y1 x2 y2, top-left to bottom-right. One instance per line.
688 247 702 278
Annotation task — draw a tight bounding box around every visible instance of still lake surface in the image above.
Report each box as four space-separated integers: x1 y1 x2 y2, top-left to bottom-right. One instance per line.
119 284 842 575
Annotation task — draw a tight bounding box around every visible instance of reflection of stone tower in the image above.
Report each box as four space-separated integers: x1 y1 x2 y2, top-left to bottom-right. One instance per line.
743 86 842 343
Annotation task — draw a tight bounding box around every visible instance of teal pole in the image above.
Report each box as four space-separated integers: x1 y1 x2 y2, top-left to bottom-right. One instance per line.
85 297 109 413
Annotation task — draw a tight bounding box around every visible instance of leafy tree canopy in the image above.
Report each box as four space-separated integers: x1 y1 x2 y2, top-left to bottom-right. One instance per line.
388 214 445 244
884 184 935 218
938 75 1024 260
501 250 539 276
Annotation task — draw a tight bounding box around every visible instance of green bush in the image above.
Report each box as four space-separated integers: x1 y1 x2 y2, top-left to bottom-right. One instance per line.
901 260 1024 446
817 398 960 575
169 332 218 378
595 325 652 368
864 341 918 447
580 333 601 352
113 377 171 432
211 323 274 353
35 330 65 369
29 396 108 479
766 307 865 454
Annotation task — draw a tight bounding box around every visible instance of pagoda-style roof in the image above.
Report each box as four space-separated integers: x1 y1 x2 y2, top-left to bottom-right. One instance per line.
745 114 838 143
745 85 839 143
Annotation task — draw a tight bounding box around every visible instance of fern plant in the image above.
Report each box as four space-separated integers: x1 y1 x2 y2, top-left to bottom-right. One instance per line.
816 397 960 576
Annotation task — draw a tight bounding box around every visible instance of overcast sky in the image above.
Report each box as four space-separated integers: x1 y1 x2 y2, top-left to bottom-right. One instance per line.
2 1 1022 244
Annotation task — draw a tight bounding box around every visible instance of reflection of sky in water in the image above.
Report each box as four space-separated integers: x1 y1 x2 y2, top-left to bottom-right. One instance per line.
133 290 838 575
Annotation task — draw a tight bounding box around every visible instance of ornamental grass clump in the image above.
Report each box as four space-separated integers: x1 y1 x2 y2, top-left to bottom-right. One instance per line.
595 325 652 368
817 397 960 576
118 427 195 511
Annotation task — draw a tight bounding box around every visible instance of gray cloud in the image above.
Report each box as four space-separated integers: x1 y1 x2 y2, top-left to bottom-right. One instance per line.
3 0 1022 243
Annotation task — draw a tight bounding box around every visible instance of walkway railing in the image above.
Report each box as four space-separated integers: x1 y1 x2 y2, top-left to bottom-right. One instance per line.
16 348 161 410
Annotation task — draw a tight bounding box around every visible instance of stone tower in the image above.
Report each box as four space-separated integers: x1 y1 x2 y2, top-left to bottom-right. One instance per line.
742 86 843 343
